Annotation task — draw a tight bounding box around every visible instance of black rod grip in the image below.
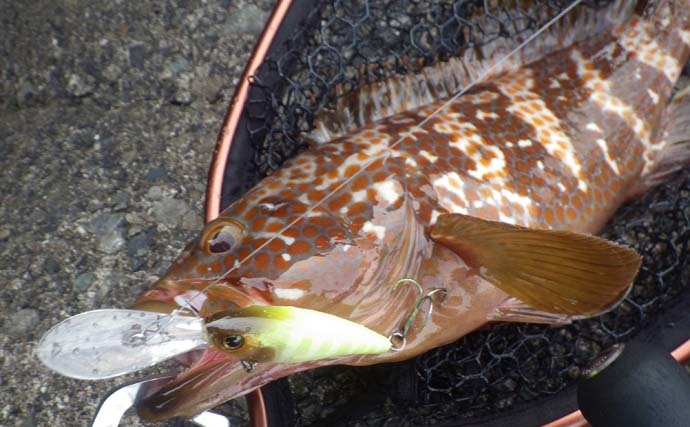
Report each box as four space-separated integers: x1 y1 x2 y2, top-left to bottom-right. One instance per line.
577 341 690 427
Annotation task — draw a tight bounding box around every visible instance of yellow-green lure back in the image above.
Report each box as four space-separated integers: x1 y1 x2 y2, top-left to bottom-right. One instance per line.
205 306 391 364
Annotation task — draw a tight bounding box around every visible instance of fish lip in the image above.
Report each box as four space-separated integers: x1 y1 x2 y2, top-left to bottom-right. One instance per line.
136 347 300 422
136 347 338 422
136 348 247 421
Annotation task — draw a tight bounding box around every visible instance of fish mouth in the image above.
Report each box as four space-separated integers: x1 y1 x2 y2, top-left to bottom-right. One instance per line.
131 289 374 421
135 347 319 421
130 290 294 421
136 348 260 421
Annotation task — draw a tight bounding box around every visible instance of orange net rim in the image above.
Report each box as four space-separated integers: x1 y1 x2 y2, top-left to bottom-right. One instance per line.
204 1 294 426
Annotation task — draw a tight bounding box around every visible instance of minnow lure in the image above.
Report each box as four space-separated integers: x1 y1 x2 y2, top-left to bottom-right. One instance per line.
37 306 390 379
37 0 690 422
206 306 391 364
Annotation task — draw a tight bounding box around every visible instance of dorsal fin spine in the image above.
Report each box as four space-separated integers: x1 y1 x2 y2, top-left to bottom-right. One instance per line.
306 0 637 144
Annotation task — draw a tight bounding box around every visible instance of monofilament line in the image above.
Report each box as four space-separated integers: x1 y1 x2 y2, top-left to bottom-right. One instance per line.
148 0 584 336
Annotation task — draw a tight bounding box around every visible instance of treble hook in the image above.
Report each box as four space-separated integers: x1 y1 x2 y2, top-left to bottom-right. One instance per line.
389 278 447 352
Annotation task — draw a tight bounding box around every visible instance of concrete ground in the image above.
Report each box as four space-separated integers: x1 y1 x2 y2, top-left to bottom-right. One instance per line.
1 1 271 425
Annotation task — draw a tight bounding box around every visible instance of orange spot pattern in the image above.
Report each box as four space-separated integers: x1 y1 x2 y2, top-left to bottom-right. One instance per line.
153 26 669 298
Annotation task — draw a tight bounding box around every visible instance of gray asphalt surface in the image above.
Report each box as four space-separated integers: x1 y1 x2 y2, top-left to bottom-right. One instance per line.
1 1 272 425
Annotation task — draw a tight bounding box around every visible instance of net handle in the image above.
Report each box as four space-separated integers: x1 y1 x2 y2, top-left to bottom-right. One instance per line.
544 341 690 427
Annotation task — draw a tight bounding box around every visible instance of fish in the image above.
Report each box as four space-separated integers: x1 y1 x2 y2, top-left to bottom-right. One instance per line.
105 0 690 420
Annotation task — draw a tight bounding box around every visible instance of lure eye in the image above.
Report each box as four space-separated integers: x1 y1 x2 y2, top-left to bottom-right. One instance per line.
222 334 244 350
203 219 245 254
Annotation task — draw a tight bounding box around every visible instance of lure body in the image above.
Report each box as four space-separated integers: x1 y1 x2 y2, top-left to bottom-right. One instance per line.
121 0 690 420
206 306 391 363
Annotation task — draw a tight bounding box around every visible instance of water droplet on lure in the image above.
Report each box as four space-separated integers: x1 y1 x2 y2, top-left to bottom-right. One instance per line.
51 342 62 357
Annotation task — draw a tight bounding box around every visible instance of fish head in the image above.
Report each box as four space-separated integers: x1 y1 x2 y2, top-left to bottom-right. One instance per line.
137 185 392 306
135 214 266 311
132 189 429 420
137 172 428 312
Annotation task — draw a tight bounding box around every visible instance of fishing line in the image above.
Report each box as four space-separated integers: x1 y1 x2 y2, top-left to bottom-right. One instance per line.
146 0 584 339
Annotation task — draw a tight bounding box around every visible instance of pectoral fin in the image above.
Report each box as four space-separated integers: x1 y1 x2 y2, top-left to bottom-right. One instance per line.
430 213 641 318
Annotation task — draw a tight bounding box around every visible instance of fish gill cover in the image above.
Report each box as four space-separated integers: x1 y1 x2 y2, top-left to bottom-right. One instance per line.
219 0 690 425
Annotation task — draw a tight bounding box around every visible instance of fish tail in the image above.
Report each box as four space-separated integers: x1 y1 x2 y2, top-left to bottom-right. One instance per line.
623 0 690 197
634 76 690 195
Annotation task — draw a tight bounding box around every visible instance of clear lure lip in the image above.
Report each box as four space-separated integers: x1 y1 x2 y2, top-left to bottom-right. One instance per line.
36 309 208 380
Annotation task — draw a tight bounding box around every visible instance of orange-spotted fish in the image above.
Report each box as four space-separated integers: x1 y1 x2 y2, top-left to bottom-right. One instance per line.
87 0 690 420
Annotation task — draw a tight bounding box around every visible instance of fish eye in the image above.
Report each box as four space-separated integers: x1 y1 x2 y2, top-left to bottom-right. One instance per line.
209 228 234 253
222 334 244 350
203 219 245 254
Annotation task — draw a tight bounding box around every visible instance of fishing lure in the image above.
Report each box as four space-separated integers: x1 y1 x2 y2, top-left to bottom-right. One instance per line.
37 306 391 379
206 305 391 364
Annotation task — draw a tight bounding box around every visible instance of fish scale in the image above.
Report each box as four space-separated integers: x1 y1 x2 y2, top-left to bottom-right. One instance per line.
131 0 690 420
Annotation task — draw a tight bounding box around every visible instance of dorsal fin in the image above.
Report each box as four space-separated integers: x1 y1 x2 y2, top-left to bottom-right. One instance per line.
306 0 636 144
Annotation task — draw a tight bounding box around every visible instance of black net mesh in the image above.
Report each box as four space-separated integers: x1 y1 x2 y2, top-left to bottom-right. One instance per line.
229 0 690 425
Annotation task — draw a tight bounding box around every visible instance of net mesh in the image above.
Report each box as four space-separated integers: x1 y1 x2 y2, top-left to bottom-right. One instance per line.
233 0 690 424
